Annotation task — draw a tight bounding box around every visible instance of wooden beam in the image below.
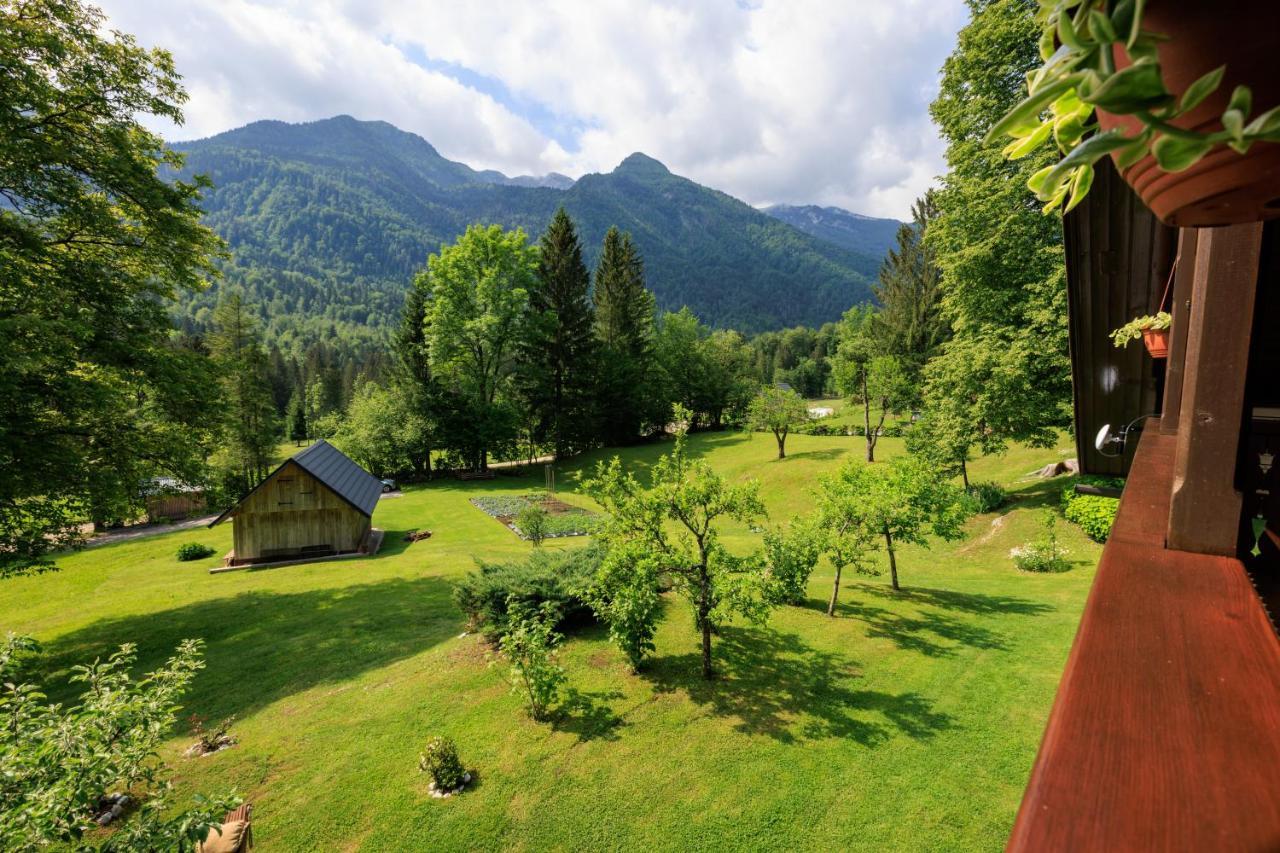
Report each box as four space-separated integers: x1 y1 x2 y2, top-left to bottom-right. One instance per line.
1167 223 1264 554
1159 228 1199 434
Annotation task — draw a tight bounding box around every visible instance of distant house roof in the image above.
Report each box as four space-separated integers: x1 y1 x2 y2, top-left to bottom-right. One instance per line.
209 440 382 527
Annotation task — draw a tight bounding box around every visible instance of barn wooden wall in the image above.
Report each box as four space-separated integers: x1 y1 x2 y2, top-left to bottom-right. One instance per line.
231 461 370 562
1064 158 1179 475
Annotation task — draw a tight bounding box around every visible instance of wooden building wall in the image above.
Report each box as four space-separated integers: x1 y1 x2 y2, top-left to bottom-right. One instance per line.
1064 159 1179 475
230 461 370 562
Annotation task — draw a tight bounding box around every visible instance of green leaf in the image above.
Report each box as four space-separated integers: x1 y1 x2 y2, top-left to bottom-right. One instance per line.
1227 85 1253 118
1003 122 1054 159
1179 66 1224 114
1082 62 1173 113
1222 109 1245 143
1127 0 1147 48
1064 163 1095 213
1114 131 1152 169
1151 134 1213 171
1244 104 1280 138
1087 10 1117 43
985 77 1080 144
1057 8 1084 50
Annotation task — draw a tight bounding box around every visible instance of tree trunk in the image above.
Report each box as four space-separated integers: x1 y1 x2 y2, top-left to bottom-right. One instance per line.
699 564 713 679
827 565 843 616
885 528 899 591
862 371 873 462
959 457 969 489
775 429 786 459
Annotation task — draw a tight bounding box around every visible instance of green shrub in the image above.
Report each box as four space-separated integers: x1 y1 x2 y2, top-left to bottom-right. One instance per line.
1061 485 1120 543
515 504 548 546
499 600 567 721
419 736 466 791
176 543 216 562
966 481 1007 514
453 547 601 640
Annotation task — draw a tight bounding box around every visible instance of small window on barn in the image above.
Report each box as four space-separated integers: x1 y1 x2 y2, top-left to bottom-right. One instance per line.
277 476 295 506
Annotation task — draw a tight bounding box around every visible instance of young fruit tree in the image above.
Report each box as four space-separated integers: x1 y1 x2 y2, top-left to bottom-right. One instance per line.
498 599 567 721
745 385 811 459
819 455 970 593
761 517 824 606
812 468 883 615
832 313 913 463
585 406 777 678
0 635 239 851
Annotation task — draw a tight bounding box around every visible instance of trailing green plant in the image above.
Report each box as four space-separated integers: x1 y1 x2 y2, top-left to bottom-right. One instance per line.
1061 484 1120 543
966 481 1008 514
987 0 1280 213
1011 510 1071 572
418 736 466 791
453 547 600 641
1109 311 1171 347
497 599 567 721
176 543 216 562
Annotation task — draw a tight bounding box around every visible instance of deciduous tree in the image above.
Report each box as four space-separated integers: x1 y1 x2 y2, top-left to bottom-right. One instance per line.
746 385 810 459
585 407 775 678
423 224 535 470
0 0 224 575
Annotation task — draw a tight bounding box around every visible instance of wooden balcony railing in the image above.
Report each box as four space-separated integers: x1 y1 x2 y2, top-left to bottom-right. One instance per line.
1007 431 1280 851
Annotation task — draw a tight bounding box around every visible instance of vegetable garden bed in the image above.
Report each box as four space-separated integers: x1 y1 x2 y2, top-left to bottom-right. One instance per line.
469 493 599 539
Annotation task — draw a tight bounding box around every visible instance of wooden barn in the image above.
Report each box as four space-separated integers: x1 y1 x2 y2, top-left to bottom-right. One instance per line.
210 440 382 566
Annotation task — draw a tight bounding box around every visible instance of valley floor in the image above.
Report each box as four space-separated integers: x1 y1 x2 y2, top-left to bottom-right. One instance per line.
0 431 1099 851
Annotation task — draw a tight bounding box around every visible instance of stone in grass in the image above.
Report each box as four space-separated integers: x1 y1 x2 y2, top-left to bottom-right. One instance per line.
427 771 473 799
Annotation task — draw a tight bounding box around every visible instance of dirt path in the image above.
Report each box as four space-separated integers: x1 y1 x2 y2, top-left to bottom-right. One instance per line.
85 515 218 547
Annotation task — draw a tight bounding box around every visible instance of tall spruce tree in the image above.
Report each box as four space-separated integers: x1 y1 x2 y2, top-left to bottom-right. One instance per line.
872 191 948 397
209 293 278 495
593 227 659 444
519 209 597 459
393 284 437 476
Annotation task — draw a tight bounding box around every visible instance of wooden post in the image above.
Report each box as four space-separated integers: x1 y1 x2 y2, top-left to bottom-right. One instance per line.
1167 224 1264 555
1159 229 1199 435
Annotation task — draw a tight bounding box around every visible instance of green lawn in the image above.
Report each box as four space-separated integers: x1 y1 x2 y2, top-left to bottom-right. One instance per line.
0 431 1097 851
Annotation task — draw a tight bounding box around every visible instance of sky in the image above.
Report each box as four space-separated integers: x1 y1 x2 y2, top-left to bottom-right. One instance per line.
96 0 969 220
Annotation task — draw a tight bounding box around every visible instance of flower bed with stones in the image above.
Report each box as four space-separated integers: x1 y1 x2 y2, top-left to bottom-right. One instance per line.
469 493 598 539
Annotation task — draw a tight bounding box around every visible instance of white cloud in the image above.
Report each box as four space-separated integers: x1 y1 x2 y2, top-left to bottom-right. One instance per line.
97 0 967 218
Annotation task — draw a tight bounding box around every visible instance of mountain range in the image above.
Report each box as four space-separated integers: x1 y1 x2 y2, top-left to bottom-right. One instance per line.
170 115 900 347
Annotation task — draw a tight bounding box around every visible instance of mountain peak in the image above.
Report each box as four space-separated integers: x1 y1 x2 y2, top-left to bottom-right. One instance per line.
615 152 670 174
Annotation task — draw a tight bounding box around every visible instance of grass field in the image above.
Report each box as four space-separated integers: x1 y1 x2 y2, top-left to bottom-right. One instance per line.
0 430 1098 851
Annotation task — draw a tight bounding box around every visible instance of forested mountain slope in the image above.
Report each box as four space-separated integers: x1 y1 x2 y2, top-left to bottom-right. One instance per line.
762 204 902 259
172 115 890 346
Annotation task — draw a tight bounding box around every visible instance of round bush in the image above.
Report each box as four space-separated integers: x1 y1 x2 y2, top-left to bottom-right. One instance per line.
419 736 466 790
966 481 1007 514
176 543 216 562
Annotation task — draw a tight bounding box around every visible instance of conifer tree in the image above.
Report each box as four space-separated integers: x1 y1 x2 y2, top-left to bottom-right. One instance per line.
209 293 278 494
872 191 948 394
593 228 659 444
519 209 597 459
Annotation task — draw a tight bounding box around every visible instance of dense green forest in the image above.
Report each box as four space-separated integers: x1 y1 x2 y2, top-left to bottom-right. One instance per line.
169 116 895 350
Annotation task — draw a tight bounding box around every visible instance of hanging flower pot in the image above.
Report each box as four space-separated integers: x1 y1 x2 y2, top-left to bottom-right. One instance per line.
1141 328 1170 359
1111 313 1172 359
1096 2 1280 227
987 1 1280 227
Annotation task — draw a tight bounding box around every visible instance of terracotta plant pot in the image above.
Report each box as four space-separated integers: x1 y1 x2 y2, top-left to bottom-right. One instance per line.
1095 1 1280 227
1142 328 1169 359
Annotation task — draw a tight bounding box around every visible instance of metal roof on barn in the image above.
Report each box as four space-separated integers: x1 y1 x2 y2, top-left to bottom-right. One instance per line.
209 439 382 526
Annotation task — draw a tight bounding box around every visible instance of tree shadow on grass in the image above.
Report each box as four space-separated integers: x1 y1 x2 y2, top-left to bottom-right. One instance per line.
552 688 626 743
640 626 952 746
857 583 1055 617
35 575 460 726
776 446 846 463
1002 478 1071 512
